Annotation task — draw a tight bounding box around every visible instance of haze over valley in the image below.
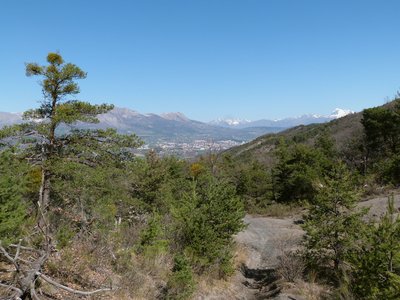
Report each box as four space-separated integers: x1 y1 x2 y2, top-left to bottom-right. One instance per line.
0 107 353 157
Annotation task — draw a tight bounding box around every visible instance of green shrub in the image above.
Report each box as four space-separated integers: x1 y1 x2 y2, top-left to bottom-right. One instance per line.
55 225 76 249
138 212 169 258
166 254 196 300
0 150 29 244
172 176 245 273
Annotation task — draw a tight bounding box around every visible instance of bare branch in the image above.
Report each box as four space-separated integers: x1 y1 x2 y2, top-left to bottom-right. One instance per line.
0 242 19 271
14 239 22 261
31 286 41 300
16 257 33 265
0 282 23 297
37 273 113 296
9 243 41 254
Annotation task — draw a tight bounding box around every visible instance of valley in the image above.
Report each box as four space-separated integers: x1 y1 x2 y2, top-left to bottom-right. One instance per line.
2 2 400 299
0 107 352 157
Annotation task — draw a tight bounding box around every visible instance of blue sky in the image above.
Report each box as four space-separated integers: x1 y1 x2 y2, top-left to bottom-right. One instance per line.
1 0 399 121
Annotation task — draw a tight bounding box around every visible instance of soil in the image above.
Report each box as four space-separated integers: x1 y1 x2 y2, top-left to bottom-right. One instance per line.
195 189 400 299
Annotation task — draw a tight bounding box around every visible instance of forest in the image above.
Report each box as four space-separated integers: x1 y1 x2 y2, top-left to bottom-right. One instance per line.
1 53 400 299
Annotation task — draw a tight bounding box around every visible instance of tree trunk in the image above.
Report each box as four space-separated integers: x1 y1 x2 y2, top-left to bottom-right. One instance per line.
38 167 51 232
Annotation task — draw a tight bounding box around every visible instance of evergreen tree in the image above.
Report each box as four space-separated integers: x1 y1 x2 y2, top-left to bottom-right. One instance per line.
350 195 400 299
0 52 141 299
302 163 366 278
0 150 31 244
172 175 245 274
1 52 142 236
273 141 322 203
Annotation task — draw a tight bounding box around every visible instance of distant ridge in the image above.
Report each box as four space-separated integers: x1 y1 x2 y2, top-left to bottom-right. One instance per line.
0 112 22 127
210 108 354 129
224 107 363 163
0 107 353 147
0 107 282 145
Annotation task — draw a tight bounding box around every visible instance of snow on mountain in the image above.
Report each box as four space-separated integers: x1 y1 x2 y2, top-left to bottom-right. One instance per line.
0 107 355 145
210 108 354 129
209 118 251 127
329 108 354 119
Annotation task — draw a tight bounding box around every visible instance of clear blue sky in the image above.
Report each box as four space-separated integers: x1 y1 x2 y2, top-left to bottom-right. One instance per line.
1 0 399 121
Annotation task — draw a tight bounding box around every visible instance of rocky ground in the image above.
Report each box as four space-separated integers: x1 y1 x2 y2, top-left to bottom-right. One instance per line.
194 215 305 300
195 190 400 300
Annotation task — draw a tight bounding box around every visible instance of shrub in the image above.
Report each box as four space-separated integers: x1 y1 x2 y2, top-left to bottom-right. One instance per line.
166 254 196 300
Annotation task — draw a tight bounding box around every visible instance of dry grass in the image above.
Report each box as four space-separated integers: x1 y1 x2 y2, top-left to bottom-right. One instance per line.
40 232 175 300
191 243 254 300
276 250 305 283
233 243 249 268
247 202 304 218
281 279 331 300
263 203 304 218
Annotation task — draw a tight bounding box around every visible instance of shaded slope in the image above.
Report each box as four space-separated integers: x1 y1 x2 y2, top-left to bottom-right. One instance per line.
225 110 363 164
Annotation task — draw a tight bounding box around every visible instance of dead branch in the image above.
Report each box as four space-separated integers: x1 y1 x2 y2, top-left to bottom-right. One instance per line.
37 272 113 296
0 242 19 271
9 243 41 254
0 282 23 295
13 239 22 262
31 286 41 300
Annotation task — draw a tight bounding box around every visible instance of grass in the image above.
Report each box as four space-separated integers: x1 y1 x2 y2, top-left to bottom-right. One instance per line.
246 202 304 218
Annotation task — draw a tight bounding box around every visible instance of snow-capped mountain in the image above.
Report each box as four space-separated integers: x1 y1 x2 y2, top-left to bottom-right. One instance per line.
209 118 251 127
329 108 354 119
0 107 354 145
0 108 281 145
210 108 354 129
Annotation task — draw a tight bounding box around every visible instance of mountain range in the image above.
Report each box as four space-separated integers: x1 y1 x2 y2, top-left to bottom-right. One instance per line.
0 107 353 145
209 108 354 128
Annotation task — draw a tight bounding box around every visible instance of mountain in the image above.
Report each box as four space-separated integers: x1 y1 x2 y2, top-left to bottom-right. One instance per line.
209 118 251 127
0 112 22 127
210 108 354 129
0 107 353 150
225 108 362 164
159 112 189 122
0 108 281 146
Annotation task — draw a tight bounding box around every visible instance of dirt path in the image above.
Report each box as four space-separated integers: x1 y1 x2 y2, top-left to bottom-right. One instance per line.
236 215 304 269
195 190 400 299
194 215 304 300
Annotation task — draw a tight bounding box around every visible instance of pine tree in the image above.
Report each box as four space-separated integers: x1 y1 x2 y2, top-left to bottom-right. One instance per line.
302 163 366 278
350 195 400 299
0 150 30 244
172 175 245 274
0 52 141 299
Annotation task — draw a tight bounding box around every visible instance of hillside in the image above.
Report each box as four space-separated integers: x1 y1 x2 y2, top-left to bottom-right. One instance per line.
225 109 363 164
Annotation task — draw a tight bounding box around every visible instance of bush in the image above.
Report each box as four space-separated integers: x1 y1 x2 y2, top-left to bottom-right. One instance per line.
166 254 196 300
0 150 30 244
137 212 169 258
276 250 305 282
172 176 245 273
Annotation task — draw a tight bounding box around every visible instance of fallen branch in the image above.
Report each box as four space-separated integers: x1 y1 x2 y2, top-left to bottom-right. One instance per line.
0 242 19 271
9 243 41 254
31 286 41 300
13 239 22 262
37 272 113 296
0 282 23 299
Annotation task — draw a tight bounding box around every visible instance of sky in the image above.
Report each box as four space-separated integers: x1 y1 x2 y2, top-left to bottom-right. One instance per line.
1 0 400 122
